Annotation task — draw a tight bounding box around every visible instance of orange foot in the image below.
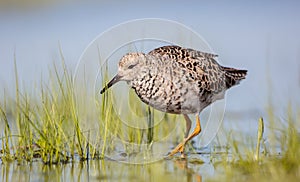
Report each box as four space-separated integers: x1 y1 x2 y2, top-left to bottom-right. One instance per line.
168 114 202 158
168 141 186 157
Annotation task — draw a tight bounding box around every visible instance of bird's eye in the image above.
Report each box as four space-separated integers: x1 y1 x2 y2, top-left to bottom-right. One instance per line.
128 64 137 69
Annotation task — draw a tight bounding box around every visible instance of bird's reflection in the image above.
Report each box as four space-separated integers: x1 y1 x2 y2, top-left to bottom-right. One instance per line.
173 158 202 182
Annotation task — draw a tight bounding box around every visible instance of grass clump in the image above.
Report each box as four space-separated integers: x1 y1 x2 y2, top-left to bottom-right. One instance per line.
0 55 91 164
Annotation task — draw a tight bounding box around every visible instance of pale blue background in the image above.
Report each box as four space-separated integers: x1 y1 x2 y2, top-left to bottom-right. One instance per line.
1 0 300 117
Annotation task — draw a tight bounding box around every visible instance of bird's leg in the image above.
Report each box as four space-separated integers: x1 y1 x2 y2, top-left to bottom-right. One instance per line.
184 114 192 138
169 114 202 156
168 114 191 158
168 114 202 157
183 114 201 144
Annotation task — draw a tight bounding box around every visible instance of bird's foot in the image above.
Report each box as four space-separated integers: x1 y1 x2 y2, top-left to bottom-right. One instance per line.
168 141 186 158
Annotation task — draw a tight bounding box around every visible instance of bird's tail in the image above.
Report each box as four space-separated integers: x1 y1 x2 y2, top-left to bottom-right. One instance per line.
222 66 247 88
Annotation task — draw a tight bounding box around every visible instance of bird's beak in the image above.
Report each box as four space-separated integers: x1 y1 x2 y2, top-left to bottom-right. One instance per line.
100 74 122 94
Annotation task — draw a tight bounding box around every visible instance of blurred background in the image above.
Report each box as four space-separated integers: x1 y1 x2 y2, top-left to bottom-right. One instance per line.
0 0 300 118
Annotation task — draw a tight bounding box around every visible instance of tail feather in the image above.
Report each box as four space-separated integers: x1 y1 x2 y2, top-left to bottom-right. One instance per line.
222 67 247 88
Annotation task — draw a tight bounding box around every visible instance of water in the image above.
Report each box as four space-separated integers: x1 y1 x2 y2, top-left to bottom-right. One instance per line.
1 0 300 112
1 156 215 182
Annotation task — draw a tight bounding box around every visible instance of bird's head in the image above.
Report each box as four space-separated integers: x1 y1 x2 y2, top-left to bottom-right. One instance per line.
100 52 146 94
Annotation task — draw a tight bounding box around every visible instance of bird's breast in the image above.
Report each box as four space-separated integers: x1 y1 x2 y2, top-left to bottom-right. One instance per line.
129 72 205 114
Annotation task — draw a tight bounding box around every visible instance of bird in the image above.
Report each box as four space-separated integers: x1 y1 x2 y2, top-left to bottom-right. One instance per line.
100 45 247 157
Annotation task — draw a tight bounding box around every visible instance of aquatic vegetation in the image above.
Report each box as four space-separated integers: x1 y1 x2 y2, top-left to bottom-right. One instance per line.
209 109 300 181
0 56 299 181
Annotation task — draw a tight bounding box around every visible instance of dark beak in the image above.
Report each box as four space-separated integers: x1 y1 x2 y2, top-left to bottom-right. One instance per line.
100 74 122 94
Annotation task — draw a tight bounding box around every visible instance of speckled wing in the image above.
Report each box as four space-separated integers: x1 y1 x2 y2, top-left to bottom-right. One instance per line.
148 45 226 94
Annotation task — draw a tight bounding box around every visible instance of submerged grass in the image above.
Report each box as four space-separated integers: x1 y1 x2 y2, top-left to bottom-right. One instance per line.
209 108 300 181
0 55 299 181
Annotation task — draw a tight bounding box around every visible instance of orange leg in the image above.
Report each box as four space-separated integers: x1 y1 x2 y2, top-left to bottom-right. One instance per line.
168 114 202 157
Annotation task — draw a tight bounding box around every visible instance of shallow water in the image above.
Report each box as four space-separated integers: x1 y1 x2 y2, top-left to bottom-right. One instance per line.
0 103 295 181
0 111 291 181
1 155 216 182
